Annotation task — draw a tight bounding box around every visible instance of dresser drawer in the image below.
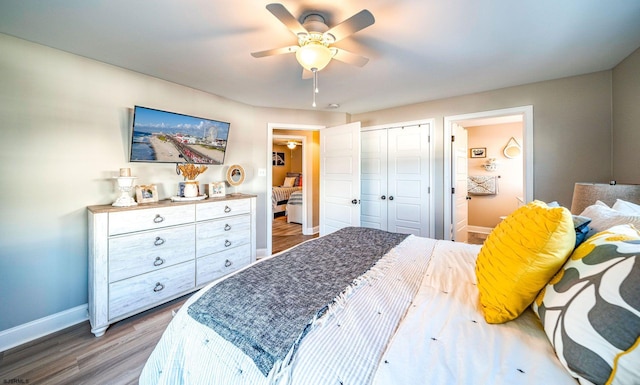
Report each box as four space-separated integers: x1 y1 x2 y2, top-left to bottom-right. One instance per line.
109 205 195 235
196 214 250 258
109 261 195 320
108 225 195 282
196 244 251 286
196 198 250 221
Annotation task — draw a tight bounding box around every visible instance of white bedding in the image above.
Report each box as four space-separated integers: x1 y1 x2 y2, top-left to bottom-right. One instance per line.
140 235 578 385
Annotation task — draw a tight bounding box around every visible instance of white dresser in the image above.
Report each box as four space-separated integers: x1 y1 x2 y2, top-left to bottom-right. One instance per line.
87 194 256 336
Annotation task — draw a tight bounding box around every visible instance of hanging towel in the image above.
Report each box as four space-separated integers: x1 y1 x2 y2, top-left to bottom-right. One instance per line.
468 175 498 195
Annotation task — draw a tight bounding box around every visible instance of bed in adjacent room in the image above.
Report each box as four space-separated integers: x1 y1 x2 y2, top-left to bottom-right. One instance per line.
286 190 303 224
140 183 640 385
272 173 302 218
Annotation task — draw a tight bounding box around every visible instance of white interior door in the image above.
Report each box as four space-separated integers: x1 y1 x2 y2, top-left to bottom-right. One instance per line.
452 123 469 242
320 122 361 236
360 129 387 230
387 125 431 236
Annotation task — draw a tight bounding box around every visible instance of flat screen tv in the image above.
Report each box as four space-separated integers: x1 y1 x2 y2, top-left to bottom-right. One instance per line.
129 105 230 165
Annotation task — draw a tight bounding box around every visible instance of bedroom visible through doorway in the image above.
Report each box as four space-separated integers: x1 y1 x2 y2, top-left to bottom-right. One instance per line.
267 126 321 256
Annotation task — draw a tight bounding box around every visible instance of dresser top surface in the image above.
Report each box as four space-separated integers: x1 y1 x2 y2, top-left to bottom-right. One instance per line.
88 193 256 214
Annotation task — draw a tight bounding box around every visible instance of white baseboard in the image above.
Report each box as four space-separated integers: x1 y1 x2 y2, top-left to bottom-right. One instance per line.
256 248 268 259
303 226 319 236
0 304 88 353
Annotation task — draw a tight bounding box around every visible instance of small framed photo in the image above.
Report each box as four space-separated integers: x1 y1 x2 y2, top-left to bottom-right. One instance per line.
136 184 158 203
272 151 285 166
470 147 486 158
207 181 226 198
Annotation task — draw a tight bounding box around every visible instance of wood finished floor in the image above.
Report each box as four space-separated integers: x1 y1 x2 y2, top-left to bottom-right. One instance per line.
271 216 318 254
0 295 189 385
0 217 316 384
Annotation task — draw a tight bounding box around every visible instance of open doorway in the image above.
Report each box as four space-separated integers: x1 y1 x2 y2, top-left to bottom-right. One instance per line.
444 106 533 242
271 134 316 253
266 124 322 256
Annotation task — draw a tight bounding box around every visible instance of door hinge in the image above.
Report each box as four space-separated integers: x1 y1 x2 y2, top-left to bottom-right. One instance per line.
452 187 455 194
451 135 455 142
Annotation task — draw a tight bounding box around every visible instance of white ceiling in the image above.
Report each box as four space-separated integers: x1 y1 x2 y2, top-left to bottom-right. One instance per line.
1 0 639 114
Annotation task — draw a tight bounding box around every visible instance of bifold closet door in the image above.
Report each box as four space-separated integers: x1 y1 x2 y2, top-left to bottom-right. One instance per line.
361 129 388 230
386 125 430 236
361 125 430 236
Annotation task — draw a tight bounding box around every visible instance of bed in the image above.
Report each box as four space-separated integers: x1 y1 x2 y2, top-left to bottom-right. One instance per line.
140 183 640 385
272 186 301 218
286 190 303 224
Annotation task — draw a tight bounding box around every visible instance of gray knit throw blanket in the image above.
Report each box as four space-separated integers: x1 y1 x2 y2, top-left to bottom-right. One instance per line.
187 227 409 376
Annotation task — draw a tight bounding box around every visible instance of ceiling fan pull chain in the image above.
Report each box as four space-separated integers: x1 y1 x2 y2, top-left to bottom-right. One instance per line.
312 68 318 107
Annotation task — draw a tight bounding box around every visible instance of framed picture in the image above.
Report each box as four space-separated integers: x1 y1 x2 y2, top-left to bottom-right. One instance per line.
470 147 486 158
207 181 226 198
136 184 158 203
272 151 285 166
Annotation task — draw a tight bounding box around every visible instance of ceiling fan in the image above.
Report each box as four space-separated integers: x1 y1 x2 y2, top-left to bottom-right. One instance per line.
251 3 375 106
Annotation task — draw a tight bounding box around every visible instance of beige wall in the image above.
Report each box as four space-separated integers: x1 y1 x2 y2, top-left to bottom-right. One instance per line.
353 71 613 236
467 123 524 228
613 47 640 183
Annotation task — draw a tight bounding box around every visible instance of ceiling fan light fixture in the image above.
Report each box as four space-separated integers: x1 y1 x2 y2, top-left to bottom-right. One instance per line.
287 142 297 149
295 41 333 71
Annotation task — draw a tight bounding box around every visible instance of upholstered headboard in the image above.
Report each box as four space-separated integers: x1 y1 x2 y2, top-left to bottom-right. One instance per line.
570 182 640 214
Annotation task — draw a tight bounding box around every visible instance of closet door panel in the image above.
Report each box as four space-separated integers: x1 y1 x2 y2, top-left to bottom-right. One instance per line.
361 129 388 231
387 125 430 236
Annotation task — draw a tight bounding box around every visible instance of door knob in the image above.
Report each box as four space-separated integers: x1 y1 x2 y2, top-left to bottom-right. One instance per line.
351 199 360 204
388 196 394 200
381 195 386 200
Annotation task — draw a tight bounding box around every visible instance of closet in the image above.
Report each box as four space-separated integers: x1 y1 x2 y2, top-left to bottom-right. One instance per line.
360 124 431 236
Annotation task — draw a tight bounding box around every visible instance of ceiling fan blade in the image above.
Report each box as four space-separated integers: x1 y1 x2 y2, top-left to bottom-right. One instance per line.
324 10 375 43
266 3 307 37
251 45 298 58
332 48 369 67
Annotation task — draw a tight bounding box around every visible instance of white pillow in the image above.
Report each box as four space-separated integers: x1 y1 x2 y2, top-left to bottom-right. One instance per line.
282 177 296 187
612 198 640 215
579 203 640 238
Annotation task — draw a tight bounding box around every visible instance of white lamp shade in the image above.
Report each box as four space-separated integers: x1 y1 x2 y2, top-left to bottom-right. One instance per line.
295 42 333 71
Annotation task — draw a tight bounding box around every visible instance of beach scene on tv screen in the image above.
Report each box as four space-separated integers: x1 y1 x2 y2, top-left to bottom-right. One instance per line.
131 106 230 164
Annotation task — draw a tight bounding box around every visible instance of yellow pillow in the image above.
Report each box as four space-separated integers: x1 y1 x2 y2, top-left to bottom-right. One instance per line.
475 200 575 323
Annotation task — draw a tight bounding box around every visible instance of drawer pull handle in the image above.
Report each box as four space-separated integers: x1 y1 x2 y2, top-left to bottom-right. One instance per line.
224 240 232 247
153 282 165 292
224 224 231 231
153 214 165 223
153 257 165 266
154 237 165 246
225 259 232 268
224 205 231 213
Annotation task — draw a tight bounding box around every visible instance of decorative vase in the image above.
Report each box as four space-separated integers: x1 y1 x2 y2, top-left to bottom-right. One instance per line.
183 180 199 198
112 176 138 207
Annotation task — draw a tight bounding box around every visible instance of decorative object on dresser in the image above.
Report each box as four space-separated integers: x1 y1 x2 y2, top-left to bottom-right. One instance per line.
177 163 208 198
207 181 226 198
135 184 158 203
112 168 137 207
226 164 245 195
87 194 257 337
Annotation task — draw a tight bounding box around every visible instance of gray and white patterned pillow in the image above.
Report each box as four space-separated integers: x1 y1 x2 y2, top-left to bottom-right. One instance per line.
532 224 640 385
